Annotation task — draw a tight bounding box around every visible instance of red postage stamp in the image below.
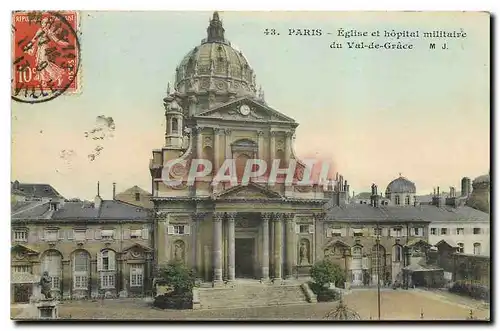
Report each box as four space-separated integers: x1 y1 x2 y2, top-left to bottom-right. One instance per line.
11 11 80 103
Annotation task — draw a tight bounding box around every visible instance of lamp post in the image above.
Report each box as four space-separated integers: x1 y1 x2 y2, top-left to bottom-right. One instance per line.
376 233 381 320
343 248 349 290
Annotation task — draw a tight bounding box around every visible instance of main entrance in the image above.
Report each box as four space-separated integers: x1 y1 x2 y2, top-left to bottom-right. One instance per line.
235 238 255 278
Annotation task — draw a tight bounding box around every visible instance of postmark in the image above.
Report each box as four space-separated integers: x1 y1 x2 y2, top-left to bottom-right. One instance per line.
11 11 80 104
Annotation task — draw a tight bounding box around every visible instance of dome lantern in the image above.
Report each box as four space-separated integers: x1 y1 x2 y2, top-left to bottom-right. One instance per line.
206 11 225 43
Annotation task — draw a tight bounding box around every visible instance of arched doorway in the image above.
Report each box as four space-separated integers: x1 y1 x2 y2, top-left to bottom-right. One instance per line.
41 249 63 298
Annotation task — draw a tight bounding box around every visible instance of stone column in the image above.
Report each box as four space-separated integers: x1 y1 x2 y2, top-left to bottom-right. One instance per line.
227 212 236 281
285 131 293 165
213 213 224 284
196 126 203 159
214 128 222 172
225 129 232 159
273 213 283 279
261 213 271 280
257 131 264 161
270 131 276 161
191 213 204 276
284 213 295 279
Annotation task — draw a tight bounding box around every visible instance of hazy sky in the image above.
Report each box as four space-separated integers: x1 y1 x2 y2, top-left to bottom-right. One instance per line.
11 11 490 200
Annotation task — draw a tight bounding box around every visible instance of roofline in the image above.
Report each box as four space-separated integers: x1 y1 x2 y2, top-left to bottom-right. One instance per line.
12 218 152 223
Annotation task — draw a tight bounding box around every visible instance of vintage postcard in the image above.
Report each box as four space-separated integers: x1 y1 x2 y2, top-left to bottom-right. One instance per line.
11 11 490 321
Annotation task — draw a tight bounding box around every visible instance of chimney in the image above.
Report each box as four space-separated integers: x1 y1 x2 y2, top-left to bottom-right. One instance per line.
432 186 443 207
371 183 380 207
445 186 458 207
461 177 471 197
414 197 420 207
95 181 102 209
113 182 116 200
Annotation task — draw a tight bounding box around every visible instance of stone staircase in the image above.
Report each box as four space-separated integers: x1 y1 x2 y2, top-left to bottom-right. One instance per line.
197 281 309 309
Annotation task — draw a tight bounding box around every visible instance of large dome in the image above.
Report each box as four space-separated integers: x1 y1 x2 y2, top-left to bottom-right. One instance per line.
173 12 257 101
472 173 490 186
386 176 416 194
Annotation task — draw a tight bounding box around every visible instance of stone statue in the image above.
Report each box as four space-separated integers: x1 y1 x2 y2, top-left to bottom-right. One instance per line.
299 241 309 265
40 271 52 299
174 242 184 262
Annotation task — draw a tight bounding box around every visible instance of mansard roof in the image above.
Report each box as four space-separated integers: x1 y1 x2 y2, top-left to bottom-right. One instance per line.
11 199 151 223
325 204 489 223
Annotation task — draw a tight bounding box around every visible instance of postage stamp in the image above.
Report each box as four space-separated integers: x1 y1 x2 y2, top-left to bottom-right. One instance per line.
11 11 80 104
10 11 490 321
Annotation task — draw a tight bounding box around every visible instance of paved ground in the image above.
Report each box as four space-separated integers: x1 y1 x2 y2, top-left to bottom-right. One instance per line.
11 289 490 321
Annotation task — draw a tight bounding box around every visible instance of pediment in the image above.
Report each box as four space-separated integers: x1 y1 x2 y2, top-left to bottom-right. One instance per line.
434 239 457 249
11 244 39 258
122 243 153 253
323 239 350 250
405 238 431 248
197 97 296 124
215 183 283 200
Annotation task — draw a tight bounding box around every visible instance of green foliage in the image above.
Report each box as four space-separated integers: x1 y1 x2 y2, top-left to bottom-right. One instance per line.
153 292 193 310
449 281 490 302
155 262 195 295
310 260 346 288
308 281 341 302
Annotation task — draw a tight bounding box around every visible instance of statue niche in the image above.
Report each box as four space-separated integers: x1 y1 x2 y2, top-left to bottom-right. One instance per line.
173 240 186 263
298 239 311 265
40 271 52 299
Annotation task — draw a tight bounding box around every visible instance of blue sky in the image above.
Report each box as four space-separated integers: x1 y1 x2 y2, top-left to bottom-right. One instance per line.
12 11 490 199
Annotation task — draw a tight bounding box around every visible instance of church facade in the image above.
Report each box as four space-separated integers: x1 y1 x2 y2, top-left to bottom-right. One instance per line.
149 12 342 283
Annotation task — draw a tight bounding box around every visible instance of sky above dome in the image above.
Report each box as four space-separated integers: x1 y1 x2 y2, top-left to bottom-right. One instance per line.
11 11 490 200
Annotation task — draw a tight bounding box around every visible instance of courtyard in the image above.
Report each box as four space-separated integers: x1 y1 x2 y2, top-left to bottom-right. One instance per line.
12 288 490 321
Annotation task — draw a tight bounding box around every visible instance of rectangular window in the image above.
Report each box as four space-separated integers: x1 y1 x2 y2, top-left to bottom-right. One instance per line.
130 229 142 239
353 232 363 237
100 273 115 289
13 230 28 242
374 228 382 236
299 225 309 233
44 229 58 241
440 228 448 235
473 228 481 235
50 276 61 290
101 229 114 240
430 228 437 235
130 264 144 287
473 243 481 255
135 193 140 201
392 228 402 237
332 230 342 237
13 265 32 274
174 225 185 235
74 229 86 241
413 228 422 236
74 275 88 289
456 228 464 235
103 255 109 270
457 243 464 253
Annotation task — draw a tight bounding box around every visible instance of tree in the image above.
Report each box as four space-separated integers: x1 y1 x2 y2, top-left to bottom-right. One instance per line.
310 260 345 288
155 262 195 294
